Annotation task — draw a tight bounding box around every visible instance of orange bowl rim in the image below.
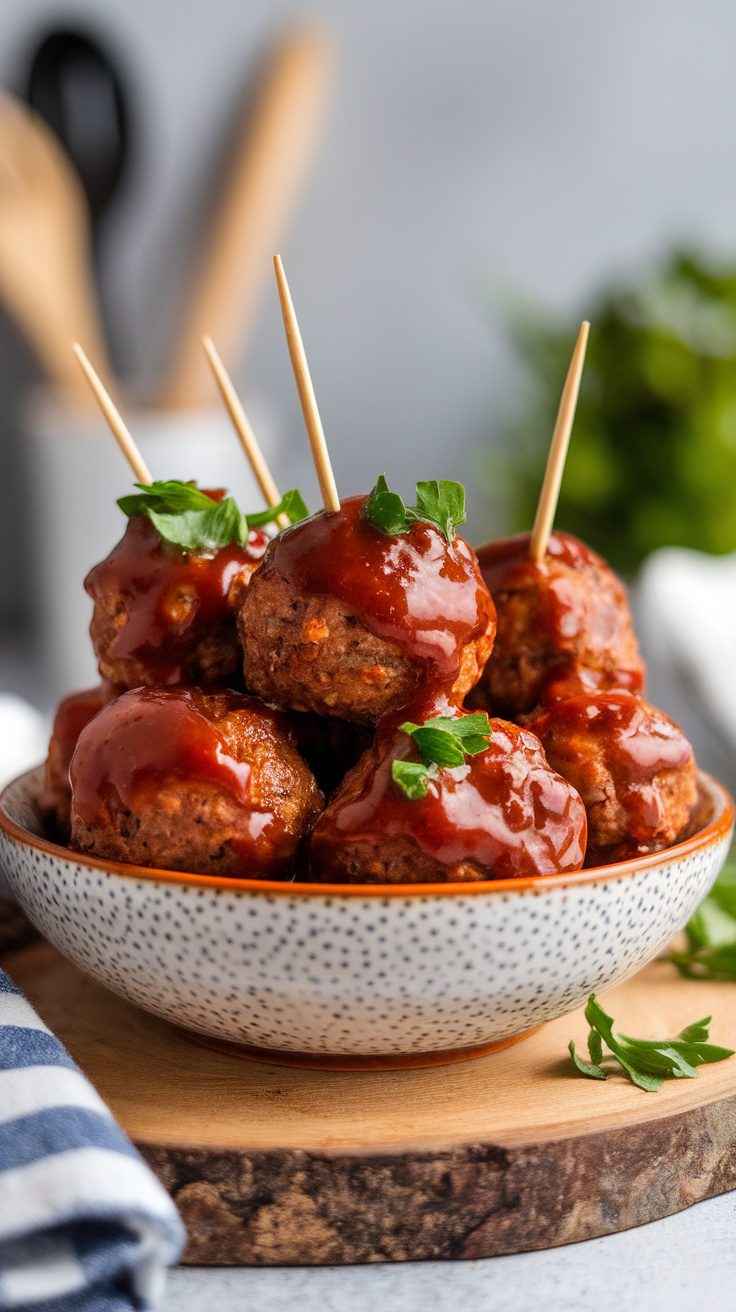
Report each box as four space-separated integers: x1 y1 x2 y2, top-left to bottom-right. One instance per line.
0 766 732 900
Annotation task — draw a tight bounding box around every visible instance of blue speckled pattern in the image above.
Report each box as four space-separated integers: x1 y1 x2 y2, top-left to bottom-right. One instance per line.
0 769 731 1058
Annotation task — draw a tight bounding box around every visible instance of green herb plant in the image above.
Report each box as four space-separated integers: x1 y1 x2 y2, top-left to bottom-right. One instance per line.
498 251 736 573
391 713 492 800
118 480 308 553
569 994 733 1092
363 475 467 541
669 851 736 981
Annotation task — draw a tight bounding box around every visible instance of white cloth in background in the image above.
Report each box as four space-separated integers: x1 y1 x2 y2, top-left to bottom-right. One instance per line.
0 696 47 903
638 548 736 748
0 697 47 791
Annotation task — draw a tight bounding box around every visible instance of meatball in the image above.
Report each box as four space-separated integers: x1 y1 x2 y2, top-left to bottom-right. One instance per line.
239 495 496 723
309 715 587 883
70 687 322 878
40 684 115 837
472 531 644 719
531 691 697 866
85 513 267 689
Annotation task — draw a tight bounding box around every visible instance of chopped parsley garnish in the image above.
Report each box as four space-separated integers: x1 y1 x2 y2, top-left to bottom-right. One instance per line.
569 994 734 1092
391 760 435 801
363 475 467 541
244 488 309 529
669 851 736 982
391 712 492 800
117 480 308 553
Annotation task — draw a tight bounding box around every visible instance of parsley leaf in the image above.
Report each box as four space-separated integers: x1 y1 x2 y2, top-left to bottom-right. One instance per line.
410 480 467 541
568 1040 606 1081
569 994 734 1092
118 480 213 517
363 474 467 541
669 851 736 981
117 480 308 552
403 727 467 768
391 712 492 800
391 760 435 800
147 497 245 553
244 488 310 529
363 475 410 536
588 1026 603 1065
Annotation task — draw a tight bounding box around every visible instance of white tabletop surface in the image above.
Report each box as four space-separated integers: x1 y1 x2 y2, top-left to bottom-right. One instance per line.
162 1192 736 1312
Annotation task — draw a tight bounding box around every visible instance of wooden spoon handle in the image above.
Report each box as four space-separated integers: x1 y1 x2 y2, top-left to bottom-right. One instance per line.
162 30 334 410
0 95 112 406
0 250 110 408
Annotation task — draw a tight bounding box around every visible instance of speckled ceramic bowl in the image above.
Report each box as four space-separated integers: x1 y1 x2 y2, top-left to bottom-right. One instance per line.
0 766 732 1068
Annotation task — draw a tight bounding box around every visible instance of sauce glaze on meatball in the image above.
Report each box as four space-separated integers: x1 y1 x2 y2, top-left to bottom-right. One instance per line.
41 683 115 837
531 690 697 866
70 687 322 878
309 712 587 884
86 511 267 689
472 531 644 718
238 495 496 723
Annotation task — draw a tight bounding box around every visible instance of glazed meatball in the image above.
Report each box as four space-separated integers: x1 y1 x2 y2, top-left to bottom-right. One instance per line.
86 513 267 689
70 687 322 878
239 496 496 723
531 691 697 866
40 683 115 837
309 715 587 883
472 531 644 718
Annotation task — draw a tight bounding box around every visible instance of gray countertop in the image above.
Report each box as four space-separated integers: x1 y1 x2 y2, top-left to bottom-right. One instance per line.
162 1192 736 1311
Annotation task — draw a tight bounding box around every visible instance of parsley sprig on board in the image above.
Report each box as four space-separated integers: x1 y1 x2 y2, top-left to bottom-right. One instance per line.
569 994 734 1092
363 475 467 541
668 853 736 982
117 480 308 553
391 713 492 800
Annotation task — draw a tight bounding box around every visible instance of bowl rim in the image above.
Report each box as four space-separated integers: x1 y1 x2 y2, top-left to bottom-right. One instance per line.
0 766 732 900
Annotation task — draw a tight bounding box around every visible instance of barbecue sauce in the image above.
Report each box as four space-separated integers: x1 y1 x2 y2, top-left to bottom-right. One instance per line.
85 501 268 685
265 494 495 714
268 502 591 879
476 530 645 708
70 687 258 821
533 691 695 843
50 683 113 775
311 711 588 879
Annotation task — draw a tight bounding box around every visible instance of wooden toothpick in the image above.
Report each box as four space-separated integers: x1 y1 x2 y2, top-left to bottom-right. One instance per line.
273 254 340 513
72 344 152 485
201 335 289 528
528 321 590 563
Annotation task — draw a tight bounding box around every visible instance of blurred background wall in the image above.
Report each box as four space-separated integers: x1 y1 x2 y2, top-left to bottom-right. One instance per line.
1 0 736 741
3 1 736 519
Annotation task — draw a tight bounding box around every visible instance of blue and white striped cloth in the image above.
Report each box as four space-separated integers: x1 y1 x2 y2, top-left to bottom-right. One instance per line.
0 969 184 1311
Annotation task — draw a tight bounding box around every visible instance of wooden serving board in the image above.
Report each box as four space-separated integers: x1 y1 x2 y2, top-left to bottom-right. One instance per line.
4 941 736 1265
0 897 36 955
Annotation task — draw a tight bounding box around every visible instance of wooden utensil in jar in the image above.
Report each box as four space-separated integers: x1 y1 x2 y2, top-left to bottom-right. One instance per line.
162 30 334 410
0 93 110 405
